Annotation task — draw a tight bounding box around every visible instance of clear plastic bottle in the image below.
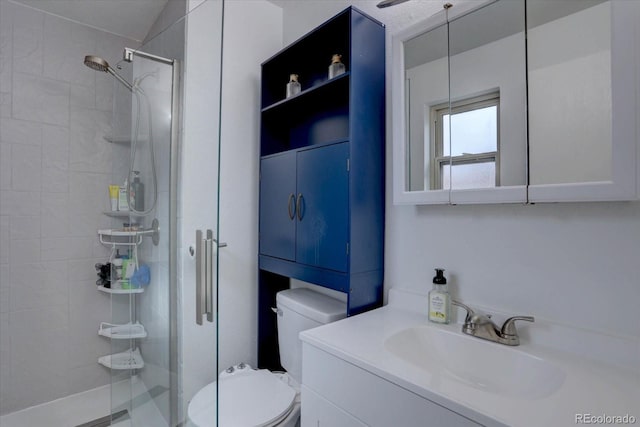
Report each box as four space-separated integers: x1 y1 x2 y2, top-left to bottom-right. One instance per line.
286 74 301 98
118 178 129 211
328 54 346 79
428 268 451 324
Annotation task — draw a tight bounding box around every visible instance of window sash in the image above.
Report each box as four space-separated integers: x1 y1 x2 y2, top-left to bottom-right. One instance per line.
431 93 500 190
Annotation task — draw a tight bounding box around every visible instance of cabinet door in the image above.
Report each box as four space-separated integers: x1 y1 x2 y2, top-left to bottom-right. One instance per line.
260 152 297 261
301 386 367 427
296 143 349 272
526 0 638 202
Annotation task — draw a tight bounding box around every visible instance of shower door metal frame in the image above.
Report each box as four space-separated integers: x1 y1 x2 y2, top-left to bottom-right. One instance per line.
169 57 181 427
122 47 181 427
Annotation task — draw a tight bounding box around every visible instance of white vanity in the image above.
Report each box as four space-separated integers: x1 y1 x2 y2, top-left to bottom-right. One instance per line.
299 289 639 426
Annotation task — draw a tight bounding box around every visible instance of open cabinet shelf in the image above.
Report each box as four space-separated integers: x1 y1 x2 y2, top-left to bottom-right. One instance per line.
261 72 350 113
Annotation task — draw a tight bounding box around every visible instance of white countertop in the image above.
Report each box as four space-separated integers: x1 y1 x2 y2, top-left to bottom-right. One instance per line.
299 292 640 427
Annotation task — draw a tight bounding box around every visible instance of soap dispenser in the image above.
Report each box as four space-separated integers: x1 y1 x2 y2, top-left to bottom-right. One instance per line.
428 268 451 324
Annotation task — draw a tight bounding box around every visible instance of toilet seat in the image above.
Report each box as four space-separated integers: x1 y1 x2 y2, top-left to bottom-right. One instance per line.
188 369 297 427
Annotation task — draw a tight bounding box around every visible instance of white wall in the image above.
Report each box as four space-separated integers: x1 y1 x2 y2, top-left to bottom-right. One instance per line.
278 1 640 345
0 0 136 414
179 0 282 414
217 0 282 372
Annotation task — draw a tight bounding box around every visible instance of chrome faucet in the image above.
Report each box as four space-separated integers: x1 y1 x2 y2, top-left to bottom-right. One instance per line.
452 300 534 346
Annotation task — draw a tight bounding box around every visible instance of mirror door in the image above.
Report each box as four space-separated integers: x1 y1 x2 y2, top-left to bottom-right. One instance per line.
527 0 637 202
400 19 450 203
393 0 528 205
448 0 527 203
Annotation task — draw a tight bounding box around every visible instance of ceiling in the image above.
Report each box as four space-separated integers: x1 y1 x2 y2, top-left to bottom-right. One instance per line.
10 0 465 44
269 0 454 35
12 0 170 42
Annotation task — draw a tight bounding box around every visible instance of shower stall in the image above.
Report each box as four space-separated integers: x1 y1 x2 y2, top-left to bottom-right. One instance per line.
91 3 226 425
0 0 225 425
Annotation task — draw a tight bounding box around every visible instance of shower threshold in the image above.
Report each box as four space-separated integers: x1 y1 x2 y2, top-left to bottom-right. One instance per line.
75 409 129 427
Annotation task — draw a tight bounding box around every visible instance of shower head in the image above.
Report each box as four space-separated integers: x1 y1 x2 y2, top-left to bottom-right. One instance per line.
84 55 133 92
376 0 411 8
84 55 109 72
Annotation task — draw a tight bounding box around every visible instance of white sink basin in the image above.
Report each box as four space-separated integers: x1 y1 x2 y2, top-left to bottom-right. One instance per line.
384 325 565 399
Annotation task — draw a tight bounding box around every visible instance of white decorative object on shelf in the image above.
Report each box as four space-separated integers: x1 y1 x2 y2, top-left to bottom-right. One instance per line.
97 284 144 294
98 348 144 370
98 322 147 339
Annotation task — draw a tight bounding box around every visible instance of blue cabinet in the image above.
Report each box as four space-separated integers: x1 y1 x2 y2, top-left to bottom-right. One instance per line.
258 7 385 369
260 143 349 273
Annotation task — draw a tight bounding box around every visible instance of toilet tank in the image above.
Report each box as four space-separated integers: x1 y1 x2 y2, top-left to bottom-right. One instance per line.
276 288 346 383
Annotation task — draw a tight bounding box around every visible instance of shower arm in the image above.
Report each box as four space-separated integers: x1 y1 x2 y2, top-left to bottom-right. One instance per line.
107 67 134 92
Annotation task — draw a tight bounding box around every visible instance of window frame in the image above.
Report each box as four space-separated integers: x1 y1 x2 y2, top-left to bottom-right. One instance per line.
430 92 501 190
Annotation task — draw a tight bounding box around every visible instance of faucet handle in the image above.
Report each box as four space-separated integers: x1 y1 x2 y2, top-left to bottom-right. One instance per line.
500 316 535 337
452 300 474 322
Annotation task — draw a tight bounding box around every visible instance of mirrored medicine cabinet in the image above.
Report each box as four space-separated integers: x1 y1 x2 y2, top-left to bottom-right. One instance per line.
392 0 639 205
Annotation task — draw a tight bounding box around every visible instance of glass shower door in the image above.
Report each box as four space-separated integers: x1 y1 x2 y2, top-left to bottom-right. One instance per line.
106 50 177 427
105 1 225 425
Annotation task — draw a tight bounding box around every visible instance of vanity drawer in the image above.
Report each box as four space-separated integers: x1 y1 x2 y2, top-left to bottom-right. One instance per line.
302 386 368 427
302 343 482 427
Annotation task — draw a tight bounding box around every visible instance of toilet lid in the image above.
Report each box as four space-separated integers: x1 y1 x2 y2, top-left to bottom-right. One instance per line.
188 369 296 427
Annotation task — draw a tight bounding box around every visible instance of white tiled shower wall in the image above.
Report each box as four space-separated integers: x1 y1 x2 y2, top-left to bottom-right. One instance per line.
0 0 137 414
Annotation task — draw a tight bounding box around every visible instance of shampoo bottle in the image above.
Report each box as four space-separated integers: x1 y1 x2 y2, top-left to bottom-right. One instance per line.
130 171 144 211
428 268 451 324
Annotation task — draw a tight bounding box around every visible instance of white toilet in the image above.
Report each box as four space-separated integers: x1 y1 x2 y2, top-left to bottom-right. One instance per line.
187 288 347 427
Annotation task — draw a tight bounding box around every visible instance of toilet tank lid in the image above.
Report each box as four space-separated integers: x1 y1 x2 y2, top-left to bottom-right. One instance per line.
277 288 347 324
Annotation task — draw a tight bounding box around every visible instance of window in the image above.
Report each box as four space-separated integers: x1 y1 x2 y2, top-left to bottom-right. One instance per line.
431 93 500 190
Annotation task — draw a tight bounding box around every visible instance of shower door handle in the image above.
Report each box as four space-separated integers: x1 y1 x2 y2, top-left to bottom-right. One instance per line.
204 230 213 322
196 230 227 325
204 230 214 323
195 230 207 325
